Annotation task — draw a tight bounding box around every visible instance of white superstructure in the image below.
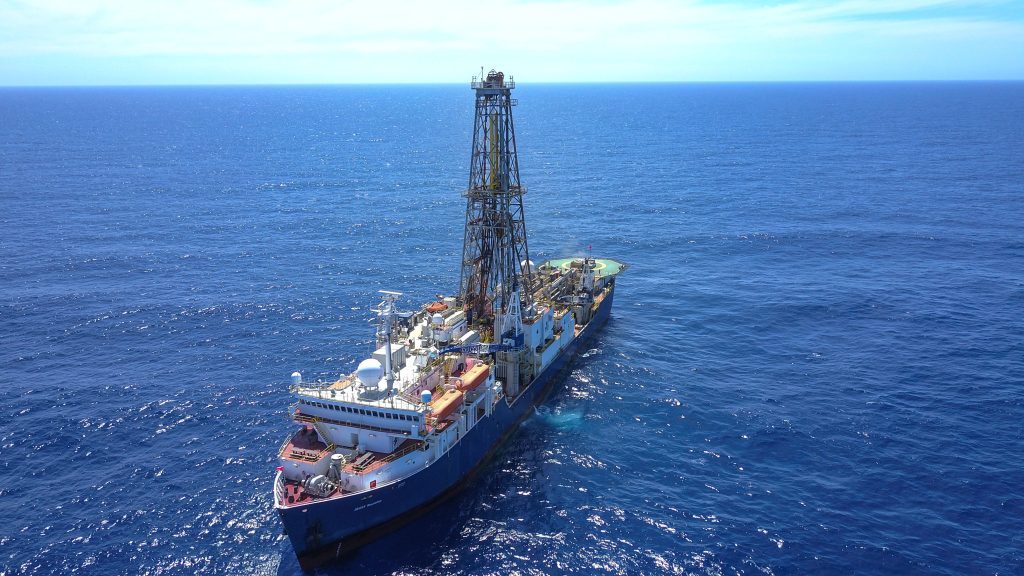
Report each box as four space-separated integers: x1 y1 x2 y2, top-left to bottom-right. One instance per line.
275 258 625 505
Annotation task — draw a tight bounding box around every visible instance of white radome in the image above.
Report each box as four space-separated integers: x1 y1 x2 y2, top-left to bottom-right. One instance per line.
355 358 384 387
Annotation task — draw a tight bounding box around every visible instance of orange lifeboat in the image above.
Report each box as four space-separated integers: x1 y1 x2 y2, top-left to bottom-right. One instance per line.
456 363 490 392
430 389 464 421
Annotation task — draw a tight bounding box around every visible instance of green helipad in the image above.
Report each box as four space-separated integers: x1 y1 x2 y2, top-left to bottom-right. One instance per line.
542 258 628 278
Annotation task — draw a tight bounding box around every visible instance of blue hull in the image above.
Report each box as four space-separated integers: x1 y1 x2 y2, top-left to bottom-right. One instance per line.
277 284 616 569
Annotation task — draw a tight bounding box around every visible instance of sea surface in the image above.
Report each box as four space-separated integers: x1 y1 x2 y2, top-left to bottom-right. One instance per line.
1 82 1022 575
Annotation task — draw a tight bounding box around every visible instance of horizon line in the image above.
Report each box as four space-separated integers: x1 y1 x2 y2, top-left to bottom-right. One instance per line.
3 79 1023 89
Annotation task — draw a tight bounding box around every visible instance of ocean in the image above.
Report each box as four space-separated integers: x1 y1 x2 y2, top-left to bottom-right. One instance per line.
1 82 1022 575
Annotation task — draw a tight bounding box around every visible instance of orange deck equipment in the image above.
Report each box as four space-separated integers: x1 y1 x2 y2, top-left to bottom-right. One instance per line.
456 363 490 392
426 301 448 313
430 389 464 422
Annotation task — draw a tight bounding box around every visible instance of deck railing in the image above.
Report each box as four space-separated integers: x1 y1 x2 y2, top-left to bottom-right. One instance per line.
380 440 427 464
350 440 428 474
277 436 292 457
273 470 285 506
289 377 355 397
293 410 423 436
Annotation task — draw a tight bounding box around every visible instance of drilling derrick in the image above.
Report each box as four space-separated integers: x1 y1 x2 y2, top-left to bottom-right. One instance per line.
459 70 533 329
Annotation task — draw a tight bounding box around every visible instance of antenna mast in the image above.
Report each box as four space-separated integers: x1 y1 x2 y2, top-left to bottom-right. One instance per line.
374 290 403 397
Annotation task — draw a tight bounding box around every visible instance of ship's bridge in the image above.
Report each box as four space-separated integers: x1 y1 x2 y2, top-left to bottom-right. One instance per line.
290 379 426 432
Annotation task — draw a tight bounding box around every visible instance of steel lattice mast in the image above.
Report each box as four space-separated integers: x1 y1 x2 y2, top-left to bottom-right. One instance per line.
458 70 533 326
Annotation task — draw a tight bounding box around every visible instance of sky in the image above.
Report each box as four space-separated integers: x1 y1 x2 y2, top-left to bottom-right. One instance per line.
0 0 1022 86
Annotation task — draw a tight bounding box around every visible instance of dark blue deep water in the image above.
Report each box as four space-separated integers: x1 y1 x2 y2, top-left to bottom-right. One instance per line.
1 82 1022 575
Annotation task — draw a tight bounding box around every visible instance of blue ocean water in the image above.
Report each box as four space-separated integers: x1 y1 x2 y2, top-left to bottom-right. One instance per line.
1 82 1022 575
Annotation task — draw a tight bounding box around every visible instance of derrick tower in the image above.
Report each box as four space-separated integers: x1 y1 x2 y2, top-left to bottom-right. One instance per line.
458 70 532 327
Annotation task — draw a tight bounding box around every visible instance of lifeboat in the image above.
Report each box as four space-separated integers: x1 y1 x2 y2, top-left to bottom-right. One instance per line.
430 389 463 421
456 363 490 392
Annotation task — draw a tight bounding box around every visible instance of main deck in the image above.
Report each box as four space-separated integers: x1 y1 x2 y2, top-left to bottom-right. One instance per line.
278 427 427 507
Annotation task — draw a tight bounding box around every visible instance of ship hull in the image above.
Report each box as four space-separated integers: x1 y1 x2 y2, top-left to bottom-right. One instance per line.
278 283 616 570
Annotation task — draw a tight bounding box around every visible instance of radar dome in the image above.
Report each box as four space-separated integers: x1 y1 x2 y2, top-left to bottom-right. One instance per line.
356 358 384 387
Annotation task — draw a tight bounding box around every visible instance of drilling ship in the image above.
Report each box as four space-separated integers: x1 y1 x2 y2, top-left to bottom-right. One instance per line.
273 71 626 569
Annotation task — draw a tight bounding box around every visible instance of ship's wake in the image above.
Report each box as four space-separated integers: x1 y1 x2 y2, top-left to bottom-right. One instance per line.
531 405 586 430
